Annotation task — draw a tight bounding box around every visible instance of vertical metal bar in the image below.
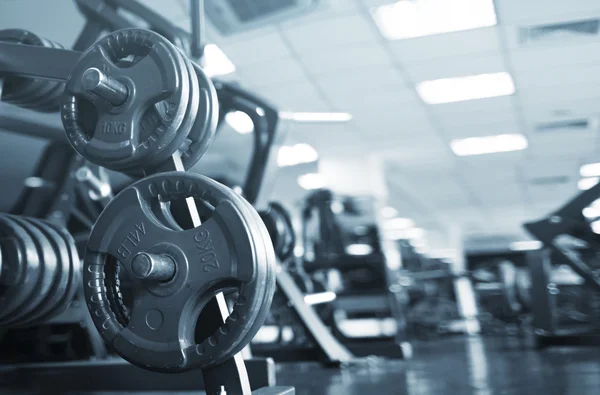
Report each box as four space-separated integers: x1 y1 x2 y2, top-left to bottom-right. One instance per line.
190 0 205 60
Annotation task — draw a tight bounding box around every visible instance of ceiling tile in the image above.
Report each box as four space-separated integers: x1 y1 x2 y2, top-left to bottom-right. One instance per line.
279 0 361 28
496 0 600 24
508 41 600 70
389 27 502 63
439 119 521 139
528 130 597 159
281 14 379 54
218 32 293 67
257 80 329 111
516 64 600 88
519 83 600 106
316 66 410 104
432 96 517 124
329 89 420 113
301 44 392 76
236 57 307 88
406 54 507 82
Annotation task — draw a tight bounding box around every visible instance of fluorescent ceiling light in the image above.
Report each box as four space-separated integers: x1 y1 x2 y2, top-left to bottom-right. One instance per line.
578 177 599 191
225 111 254 134
297 173 328 190
371 0 497 40
345 243 374 256
380 206 398 218
450 134 527 157
203 44 236 77
509 240 542 251
278 143 319 167
583 206 600 219
580 162 600 177
304 291 337 305
592 221 600 234
279 112 352 123
417 72 515 104
384 217 415 230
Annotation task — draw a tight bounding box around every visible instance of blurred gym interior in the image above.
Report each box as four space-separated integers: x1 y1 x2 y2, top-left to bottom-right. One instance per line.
1 1 600 394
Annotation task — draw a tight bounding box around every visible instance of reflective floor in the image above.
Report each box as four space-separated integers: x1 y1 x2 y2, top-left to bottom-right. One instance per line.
276 336 600 395
6 336 600 394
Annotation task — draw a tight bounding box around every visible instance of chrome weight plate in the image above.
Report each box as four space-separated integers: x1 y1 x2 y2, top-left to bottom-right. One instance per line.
83 172 273 372
62 28 190 174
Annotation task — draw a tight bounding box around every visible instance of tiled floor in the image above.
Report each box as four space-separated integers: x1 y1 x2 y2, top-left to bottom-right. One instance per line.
275 336 600 395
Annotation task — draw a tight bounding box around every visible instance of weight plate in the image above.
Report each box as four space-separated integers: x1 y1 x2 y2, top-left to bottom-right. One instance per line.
2 216 58 327
62 28 190 174
178 62 219 170
17 218 71 326
143 47 200 176
149 182 275 362
229 189 277 351
0 216 42 326
0 235 29 325
46 221 81 317
83 172 272 372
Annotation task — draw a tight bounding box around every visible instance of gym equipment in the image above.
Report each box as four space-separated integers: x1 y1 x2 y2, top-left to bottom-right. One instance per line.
259 202 296 263
214 81 282 208
84 171 276 372
0 28 218 176
62 28 218 176
523 183 600 348
0 214 80 328
300 190 410 358
0 29 65 113
0 0 292 388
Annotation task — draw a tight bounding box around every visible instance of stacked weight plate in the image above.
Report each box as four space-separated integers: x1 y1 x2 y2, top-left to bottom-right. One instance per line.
0 214 80 327
0 29 66 113
61 29 219 177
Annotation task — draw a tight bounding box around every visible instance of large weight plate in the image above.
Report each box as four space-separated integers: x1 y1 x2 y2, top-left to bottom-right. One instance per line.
2 216 58 327
83 172 273 372
0 216 41 325
62 29 190 174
